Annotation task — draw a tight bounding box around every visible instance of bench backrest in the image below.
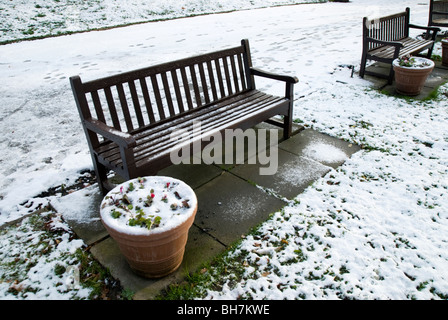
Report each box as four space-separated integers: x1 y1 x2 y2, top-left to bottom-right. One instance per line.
429 0 448 26
363 8 410 51
70 39 255 134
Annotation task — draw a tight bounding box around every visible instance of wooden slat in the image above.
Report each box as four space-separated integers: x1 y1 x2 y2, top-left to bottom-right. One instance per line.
116 83 134 132
96 90 265 162
139 77 156 124
161 72 176 117
198 62 210 104
222 56 233 95
170 70 185 113
103 86 122 131
133 95 285 166
180 67 194 110
237 53 247 91
135 91 266 148
367 11 408 45
189 65 202 107
98 90 287 167
214 58 226 98
90 90 106 123
206 60 218 101
369 37 433 59
230 55 240 93
128 80 145 127
150 75 166 120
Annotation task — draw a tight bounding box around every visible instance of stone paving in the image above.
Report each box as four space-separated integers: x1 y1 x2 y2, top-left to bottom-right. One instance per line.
363 60 448 98
68 122 360 299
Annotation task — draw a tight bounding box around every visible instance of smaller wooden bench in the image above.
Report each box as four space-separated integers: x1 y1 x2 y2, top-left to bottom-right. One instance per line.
360 7 440 84
70 39 298 194
429 0 448 28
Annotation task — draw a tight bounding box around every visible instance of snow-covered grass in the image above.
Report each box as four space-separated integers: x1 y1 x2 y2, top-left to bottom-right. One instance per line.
200 82 448 300
0 209 125 299
0 0 323 43
1 0 447 300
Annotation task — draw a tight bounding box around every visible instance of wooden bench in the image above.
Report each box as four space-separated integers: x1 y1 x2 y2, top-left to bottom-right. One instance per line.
429 0 448 28
70 39 298 194
360 7 440 84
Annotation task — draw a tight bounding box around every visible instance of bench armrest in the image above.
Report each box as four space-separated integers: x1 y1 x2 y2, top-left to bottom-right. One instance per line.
250 67 299 84
409 24 440 40
409 24 441 32
84 118 137 148
366 37 404 48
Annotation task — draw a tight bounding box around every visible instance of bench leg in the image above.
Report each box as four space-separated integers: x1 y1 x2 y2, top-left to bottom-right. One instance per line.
283 82 294 140
387 67 395 85
283 115 292 140
92 156 112 195
426 46 434 59
360 53 367 78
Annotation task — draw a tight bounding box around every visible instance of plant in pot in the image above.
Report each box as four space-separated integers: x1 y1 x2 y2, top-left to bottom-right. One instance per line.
442 38 448 67
392 55 435 96
100 176 197 278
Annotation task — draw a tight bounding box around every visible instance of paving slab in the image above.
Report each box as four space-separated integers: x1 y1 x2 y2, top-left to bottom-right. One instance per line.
362 62 390 89
193 172 286 246
231 129 359 200
91 223 226 299
51 185 107 245
279 129 361 169
157 162 223 189
231 148 331 200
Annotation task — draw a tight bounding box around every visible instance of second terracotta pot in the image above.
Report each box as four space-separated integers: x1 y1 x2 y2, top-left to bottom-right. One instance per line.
393 58 434 96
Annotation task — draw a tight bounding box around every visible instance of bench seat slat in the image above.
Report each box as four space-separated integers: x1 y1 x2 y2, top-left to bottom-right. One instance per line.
134 96 283 166
94 90 264 159
96 90 271 161
133 93 281 160
96 90 287 169
369 38 433 59
97 90 263 153
433 18 448 23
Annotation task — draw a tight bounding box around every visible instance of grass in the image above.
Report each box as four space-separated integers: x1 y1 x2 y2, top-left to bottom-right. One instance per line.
0 208 129 300
0 0 327 45
157 213 278 300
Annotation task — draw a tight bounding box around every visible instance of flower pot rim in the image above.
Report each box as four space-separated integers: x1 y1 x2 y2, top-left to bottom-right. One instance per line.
392 57 434 70
100 176 197 236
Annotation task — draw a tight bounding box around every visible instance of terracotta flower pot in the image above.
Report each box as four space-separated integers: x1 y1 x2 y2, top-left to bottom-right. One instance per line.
393 57 434 96
442 39 448 67
100 176 197 278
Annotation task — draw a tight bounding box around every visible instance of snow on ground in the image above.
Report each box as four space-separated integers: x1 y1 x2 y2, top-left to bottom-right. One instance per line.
0 0 322 43
0 0 447 299
206 82 448 300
